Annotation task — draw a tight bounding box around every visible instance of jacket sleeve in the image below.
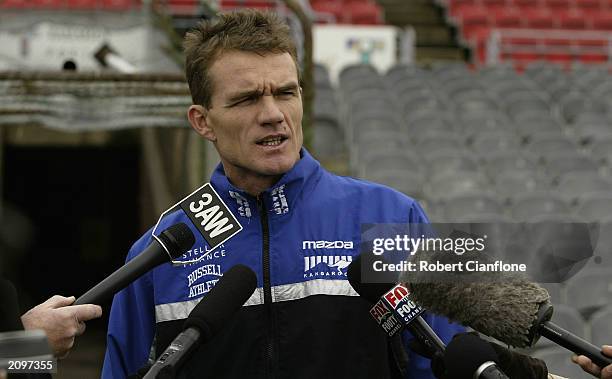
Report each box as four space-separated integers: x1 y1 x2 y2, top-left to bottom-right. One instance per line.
403 202 466 379
101 234 156 379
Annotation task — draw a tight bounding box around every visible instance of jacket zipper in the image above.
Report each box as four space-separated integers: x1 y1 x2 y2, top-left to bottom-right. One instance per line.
257 195 275 378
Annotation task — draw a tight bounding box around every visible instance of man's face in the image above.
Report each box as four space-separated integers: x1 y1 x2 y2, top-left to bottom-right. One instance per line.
191 50 303 185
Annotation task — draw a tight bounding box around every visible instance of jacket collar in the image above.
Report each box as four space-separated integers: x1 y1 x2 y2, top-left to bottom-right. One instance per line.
210 148 322 218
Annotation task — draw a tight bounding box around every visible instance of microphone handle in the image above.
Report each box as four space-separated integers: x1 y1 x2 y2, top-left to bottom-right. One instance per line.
407 316 446 358
539 321 612 368
74 241 166 305
478 362 510 379
143 328 200 379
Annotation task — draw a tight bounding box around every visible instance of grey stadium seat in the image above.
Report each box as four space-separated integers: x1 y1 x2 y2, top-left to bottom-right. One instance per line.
425 172 492 202
590 306 612 348
525 135 577 158
514 117 563 139
442 193 504 221
544 154 599 182
538 282 564 304
588 217 612 268
360 151 421 177
470 132 522 154
532 348 589 378
483 151 538 178
494 169 547 201
565 267 612 316
425 150 480 180
577 192 612 221
314 63 332 88
556 172 612 203
364 169 424 198
589 137 612 162
312 119 344 158
572 113 612 143
511 191 570 221
416 135 466 156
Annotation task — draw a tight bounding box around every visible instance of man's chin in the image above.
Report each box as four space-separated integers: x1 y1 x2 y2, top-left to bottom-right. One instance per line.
258 158 298 177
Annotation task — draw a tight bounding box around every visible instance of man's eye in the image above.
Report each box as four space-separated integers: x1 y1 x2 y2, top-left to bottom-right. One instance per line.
278 90 296 98
234 96 257 106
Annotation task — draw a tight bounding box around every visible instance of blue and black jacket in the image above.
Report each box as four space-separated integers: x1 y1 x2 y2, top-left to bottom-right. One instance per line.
102 149 463 379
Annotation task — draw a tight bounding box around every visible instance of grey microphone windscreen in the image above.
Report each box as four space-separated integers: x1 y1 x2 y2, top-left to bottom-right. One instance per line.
398 236 550 347
406 279 549 347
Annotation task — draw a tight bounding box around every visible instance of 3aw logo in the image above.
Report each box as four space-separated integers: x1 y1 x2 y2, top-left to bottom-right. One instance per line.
180 184 242 249
152 183 242 265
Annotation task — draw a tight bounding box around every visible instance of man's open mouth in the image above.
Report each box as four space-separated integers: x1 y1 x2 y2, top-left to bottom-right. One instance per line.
257 136 288 147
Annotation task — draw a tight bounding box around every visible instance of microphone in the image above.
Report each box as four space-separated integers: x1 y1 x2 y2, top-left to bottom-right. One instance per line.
347 254 446 359
400 270 612 368
143 264 257 379
75 223 195 305
442 333 509 379
0 330 53 370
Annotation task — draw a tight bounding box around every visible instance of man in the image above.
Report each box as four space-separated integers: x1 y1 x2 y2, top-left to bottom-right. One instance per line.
573 346 612 379
21 295 102 358
1 278 102 359
102 9 462 378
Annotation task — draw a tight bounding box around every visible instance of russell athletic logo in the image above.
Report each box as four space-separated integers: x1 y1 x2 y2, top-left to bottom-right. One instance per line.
302 240 354 279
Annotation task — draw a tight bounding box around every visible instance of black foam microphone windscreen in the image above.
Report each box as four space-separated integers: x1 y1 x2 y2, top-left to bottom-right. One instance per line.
444 333 509 379
182 264 257 340
75 223 195 305
143 264 257 379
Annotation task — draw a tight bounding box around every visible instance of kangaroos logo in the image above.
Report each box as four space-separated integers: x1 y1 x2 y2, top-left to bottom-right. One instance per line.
303 254 353 279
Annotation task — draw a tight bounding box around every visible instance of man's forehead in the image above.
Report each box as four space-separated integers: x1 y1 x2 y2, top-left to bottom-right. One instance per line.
209 50 298 90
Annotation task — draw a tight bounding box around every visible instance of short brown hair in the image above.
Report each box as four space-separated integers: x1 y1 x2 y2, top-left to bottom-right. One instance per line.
184 9 299 108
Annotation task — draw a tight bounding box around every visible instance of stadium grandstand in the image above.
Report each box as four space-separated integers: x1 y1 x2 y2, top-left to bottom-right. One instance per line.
0 0 611 378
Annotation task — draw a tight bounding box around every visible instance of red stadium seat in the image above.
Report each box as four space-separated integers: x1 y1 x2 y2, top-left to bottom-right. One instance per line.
592 12 612 29
448 0 479 17
31 0 65 8
558 9 589 29
0 0 33 7
483 0 508 11
458 7 491 41
310 0 344 23
575 0 602 11
510 0 544 9
66 0 97 9
492 7 523 27
101 0 133 10
579 53 609 62
544 0 572 9
524 8 556 28
221 0 275 9
348 1 382 24
166 0 198 15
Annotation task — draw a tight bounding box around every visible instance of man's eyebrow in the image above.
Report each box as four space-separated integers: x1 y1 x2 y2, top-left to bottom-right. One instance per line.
226 88 262 103
275 82 300 92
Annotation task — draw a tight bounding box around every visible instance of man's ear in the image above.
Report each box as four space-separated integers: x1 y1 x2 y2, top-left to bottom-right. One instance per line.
187 105 216 142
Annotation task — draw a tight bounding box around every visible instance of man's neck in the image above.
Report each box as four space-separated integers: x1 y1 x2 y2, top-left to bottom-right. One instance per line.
224 170 281 197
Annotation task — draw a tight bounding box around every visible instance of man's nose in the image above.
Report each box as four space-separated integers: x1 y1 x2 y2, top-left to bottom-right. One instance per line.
257 95 284 126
